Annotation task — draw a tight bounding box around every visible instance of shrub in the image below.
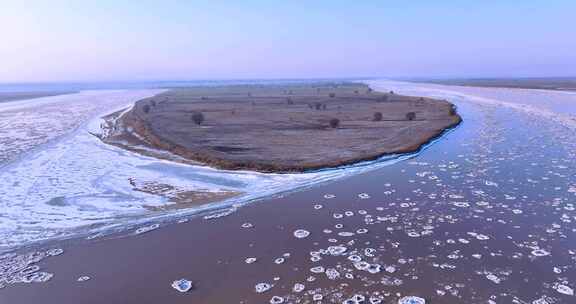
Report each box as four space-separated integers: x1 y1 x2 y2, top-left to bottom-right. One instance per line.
389 90 395 95
354 90 359 94
201 96 208 100
406 112 416 121
373 112 383 121
287 97 294 105
329 93 335 98
322 104 327 110
329 118 340 128
150 100 156 107
191 112 204 125
381 95 389 102
314 103 322 110
449 107 457 116
142 105 150 114
367 88 373 93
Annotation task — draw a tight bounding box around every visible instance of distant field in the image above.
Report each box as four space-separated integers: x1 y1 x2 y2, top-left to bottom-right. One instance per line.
416 78 576 91
0 91 75 103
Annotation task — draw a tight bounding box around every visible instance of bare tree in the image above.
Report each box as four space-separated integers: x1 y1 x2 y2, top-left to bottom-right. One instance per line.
406 112 416 121
329 118 340 128
191 112 205 125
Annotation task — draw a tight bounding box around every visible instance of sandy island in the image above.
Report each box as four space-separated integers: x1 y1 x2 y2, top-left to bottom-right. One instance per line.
102 82 461 173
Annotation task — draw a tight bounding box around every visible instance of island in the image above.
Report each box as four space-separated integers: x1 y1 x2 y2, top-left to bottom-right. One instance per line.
101 82 461 173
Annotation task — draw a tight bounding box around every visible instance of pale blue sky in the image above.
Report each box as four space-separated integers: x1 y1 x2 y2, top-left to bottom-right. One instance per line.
0 0 574 82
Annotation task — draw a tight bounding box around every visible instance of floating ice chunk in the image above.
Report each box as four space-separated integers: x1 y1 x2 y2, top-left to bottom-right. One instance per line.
370 297 383 304
357 228 368 234
270 296 284 304
245 257 257 264
531 249 551 257
255 282 273 293
452 202 470 208
364 248 376 256
367 264 382 274
313 294 323 301
348 255 362 262
398 296 426 304
77 276 91 282
354 261 370 271
171 279 193 293
47 248 64 256
486 274 501 284
324 194 336 199
385 265 397 273
310 266 325 273
241 222 253 228
555 284 574 296
293 229 310 239
338 232 355 237
485 181 498 187
203 208 237 220
358 193 370 199
135 224 160 235
292 283 305 292
20 265 40 275
532 296 552 304
325 268 340 280
314 204 323 209
21 272 53 283
328 246 347 255
274 258 285 264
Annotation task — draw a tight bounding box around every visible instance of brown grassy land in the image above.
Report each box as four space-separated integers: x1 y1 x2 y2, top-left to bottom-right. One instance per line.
103 82 461 173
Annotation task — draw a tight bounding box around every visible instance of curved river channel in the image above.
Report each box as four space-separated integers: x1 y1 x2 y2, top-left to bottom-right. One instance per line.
1 80 576 303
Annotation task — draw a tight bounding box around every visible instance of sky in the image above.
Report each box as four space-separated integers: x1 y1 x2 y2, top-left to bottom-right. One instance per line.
0 0 575 82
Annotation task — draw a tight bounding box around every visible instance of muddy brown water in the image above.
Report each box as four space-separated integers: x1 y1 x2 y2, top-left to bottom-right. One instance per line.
1 95 576 304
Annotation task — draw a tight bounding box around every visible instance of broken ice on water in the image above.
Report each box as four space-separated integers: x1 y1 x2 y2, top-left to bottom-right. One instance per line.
171 278 193 293
398 296 426 304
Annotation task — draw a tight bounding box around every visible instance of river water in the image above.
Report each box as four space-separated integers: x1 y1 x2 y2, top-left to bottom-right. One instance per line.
1 80 576 303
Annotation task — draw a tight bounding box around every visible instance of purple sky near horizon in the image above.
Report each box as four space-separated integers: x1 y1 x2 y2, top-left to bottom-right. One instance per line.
0 0 574 82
